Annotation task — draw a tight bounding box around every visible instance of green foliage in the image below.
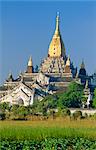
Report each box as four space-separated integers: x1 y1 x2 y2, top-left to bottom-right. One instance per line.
31 95 58 116
0 119 96 149
92 88 96 108
43 95 58 109
1 121 96 141
72 111 82 120
58 82 84 108
11 106 30 120
33 82 84 116
65 109 71 116
0 111 6 120
0 102 10 111
0 138 96 150
0 104 31 120
56 108 71 117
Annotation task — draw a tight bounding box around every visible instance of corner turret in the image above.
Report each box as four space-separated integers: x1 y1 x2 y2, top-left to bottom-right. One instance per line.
79 60 86 77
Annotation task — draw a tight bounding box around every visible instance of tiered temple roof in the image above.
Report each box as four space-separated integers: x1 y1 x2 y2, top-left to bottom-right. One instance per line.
39 13 76 77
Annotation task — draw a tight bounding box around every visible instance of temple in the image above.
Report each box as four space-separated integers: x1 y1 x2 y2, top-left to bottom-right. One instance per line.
0 13 95 106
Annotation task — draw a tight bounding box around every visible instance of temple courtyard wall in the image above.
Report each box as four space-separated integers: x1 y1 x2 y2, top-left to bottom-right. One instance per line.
70 108 96 116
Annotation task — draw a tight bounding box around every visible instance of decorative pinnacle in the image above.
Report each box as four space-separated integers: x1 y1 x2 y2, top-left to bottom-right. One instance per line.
55 12 60 35
80 59 85 69
66 55 71 66
28 56 33 67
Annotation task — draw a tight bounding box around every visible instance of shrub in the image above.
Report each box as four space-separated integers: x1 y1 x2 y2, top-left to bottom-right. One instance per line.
72 110 82 120
0 111 6 120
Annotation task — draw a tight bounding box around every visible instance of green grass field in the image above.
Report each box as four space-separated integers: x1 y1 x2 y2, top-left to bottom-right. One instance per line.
0 118 96 149
0 119 96 140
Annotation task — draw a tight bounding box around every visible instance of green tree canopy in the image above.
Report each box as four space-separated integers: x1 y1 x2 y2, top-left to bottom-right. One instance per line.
92 88 96 108
33 82 84 112
58 82 84 108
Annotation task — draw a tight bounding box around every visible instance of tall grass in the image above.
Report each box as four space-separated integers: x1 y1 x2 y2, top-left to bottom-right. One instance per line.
0 119 96 140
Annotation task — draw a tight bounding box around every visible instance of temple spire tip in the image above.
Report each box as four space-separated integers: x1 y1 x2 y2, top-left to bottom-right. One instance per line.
55 12 60 35
57 11 59 17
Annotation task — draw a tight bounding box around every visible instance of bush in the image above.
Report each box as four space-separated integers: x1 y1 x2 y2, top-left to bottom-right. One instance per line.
58 109 71 117
81 113 88 119
89 113 96 120
0 138 96 149
0 111 6 120
0 102 10 111
65 109 71 116
72 110 82 120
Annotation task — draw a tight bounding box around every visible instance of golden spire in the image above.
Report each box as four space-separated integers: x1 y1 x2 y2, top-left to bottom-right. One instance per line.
54 12 60 36
28 56 33 67
48 13 66 58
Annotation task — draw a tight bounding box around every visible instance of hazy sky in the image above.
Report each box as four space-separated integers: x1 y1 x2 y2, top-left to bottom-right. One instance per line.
0 1 96 84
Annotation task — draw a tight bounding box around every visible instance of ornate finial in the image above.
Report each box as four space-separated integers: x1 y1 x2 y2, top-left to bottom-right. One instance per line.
55 12 60 35
28 56 33 67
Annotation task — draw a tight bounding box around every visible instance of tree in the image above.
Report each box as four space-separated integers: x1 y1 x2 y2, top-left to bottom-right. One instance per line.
58 82 84 108
92 88 96 108
33 82 84 115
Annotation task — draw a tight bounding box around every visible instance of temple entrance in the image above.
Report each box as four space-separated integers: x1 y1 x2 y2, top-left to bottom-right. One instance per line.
18 98 24 105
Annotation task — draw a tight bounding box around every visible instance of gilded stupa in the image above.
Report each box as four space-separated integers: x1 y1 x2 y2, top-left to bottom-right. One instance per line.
48 13 66 58
39 13 76 76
